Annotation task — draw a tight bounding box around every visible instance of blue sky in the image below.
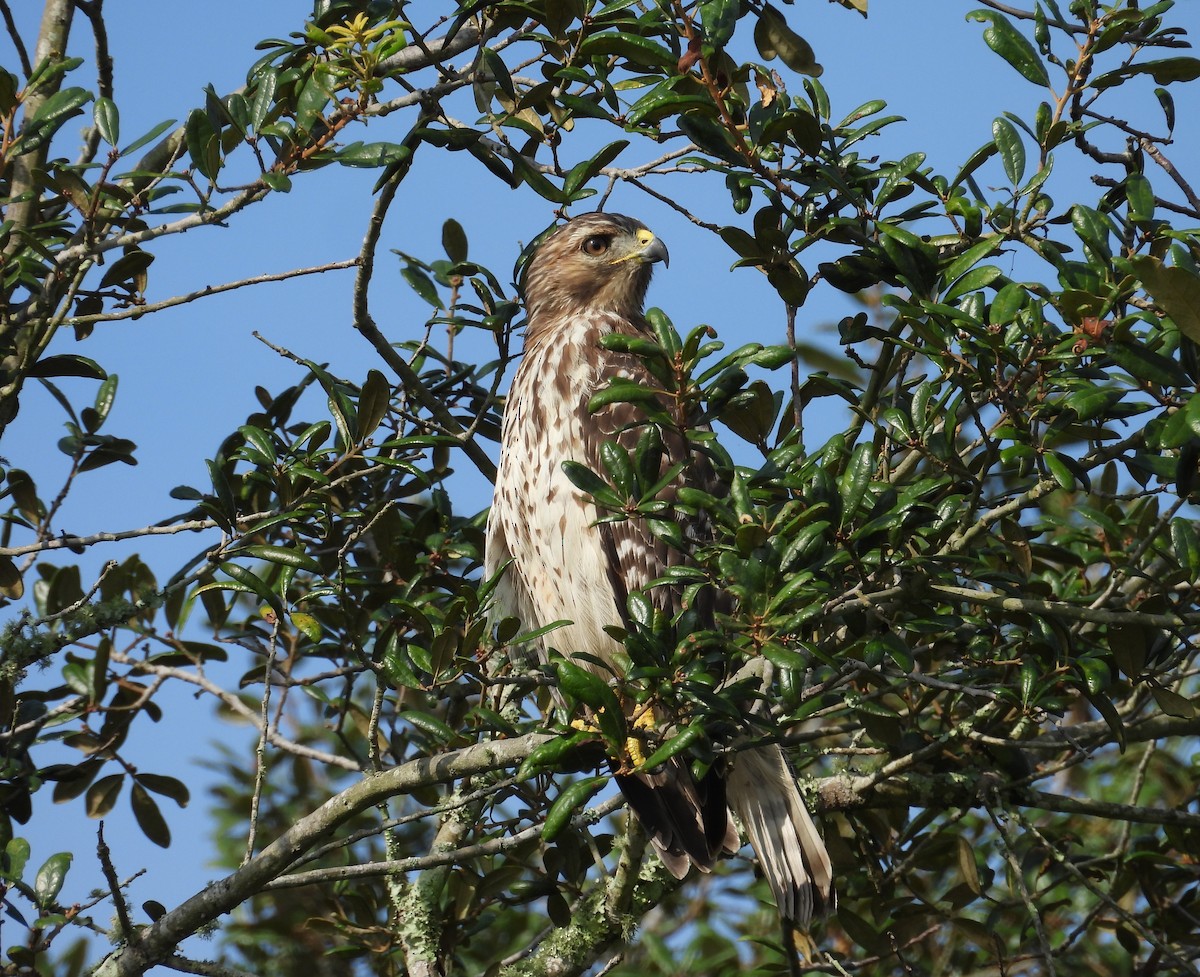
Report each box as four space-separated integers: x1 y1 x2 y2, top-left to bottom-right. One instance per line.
6 1 1199 967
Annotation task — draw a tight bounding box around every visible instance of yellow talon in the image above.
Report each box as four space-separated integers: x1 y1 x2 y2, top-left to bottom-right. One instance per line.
570 704 659 771
625 705 658 769
631 705 657 731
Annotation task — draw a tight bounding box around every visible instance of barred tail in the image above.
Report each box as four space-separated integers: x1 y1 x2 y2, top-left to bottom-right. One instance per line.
726 745 835 927
615 757 737 879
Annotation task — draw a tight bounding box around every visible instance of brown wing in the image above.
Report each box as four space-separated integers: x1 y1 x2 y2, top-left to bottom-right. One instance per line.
581 339 737 872
583 349 715 626
583 336 834 924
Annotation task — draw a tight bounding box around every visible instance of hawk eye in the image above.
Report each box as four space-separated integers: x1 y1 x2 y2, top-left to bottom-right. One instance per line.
581 235 610 257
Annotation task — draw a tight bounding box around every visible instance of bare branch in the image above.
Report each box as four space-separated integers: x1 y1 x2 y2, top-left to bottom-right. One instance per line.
64 258 362 327
266 796 624 890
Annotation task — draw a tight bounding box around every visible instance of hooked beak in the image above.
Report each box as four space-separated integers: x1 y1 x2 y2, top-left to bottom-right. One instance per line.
640 234 669 267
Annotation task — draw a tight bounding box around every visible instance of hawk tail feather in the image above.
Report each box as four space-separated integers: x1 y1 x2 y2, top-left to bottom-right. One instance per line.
614 759 736 878
726 745 835 927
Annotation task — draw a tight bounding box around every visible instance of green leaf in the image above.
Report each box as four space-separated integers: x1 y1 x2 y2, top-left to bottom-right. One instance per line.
542 775 607 841
249 71 277 132
130 782 171 847
966 10 1050 86
119 118 176 157
958 835 982 895
238 424 276 465
626 85 715 127
34 853 72 908
700 0 741 47
6 469 42 523
85 374 119 433
587 381 661 412
2 838 30 882
945 265 1002 304
290 612 322 642
358 368 391 439
442 218 468 263
1109 624 1149 680
85 773 124 818
949 139 999 190
1044 452 1076 491
1092 57 1200 91
481 47 514 99
754 5 823 76
941 235 1002 291
761 642 810 670
294 66 334 134
991 117 1025 185
258 170 289 192
1107 341 1188 389
184 107 220 181
990 281 1027 325
235 544 321 573
554 659 622 720
1083 690 1125 752
578 33 676 71
28 354 106 380
646 308 681 357
838 441 874 526
403 710 459 745
678 112 743 165
638 724 705 773
1125 174 1155 223
0 556 23 600
98 249 154 291
219 561 284 614
600 440 636 497
0 69 17 115
335 141 410 167
1171 516 1200 575
401 265 443 308
1155 86 1175 133
876 151 926 207
517 730 596 781
509 152 569 203
1130 256 1200 344
134 773 190 808
17 87 92 155
93 96 119 146
561 460 611 498
77 436 138 473
1150 684 1195 719
1070 204 1111 262
563 139 629 196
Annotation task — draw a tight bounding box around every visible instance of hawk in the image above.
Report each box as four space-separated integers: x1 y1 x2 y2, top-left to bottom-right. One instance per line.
485 213 834 928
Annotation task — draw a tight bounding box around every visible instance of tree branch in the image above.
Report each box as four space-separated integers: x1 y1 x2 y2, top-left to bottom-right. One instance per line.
91 732 555 977
265 796 624 890
1 0 73 255
927 581 1200 630
64 258 361 327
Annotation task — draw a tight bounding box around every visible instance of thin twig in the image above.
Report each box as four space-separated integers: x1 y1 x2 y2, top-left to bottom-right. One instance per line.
113 651 360 771
96 823 134 942
64 259 361 327
1139 136 1200 218
243 615 281 864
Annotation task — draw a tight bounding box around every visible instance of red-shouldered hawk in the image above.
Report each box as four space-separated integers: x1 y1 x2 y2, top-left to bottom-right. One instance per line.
485 213 834 928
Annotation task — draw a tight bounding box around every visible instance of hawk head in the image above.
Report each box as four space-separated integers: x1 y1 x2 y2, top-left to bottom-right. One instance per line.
523 213 669 336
